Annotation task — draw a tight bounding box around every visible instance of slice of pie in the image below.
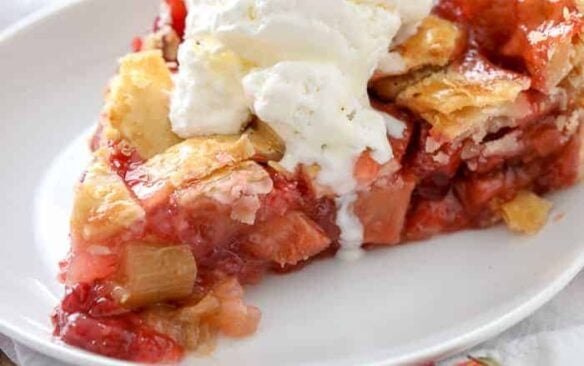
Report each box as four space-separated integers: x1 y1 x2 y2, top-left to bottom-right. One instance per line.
53 0 584 362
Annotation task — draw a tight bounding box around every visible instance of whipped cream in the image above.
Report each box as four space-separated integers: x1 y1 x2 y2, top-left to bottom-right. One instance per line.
243 61 392 194
171 37 251 136
170 0 432 254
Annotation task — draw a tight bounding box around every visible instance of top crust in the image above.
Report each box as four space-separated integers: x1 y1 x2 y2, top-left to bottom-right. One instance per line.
105 50 182 159
397 52 532 141
129 134 256 200
395 15 463 74
71 151 145 244
175 161 273 225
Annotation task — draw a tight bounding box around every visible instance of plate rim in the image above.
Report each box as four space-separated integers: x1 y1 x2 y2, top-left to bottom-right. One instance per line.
0 2 583 365
3 240 583 366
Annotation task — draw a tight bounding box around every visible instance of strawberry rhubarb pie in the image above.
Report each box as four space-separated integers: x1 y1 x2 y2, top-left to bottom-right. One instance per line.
53 0 584 362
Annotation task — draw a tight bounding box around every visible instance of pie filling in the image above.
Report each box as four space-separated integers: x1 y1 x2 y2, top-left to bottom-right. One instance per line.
53 0 584 362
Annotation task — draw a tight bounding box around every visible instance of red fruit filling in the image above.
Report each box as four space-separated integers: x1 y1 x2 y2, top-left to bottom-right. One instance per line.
435 0 583 91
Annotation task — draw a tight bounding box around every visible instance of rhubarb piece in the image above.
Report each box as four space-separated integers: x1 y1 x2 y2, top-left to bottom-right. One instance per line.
113 244 197 308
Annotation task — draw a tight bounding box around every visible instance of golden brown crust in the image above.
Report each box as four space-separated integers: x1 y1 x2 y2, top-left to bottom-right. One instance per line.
370 66 439 102
397 55 531 142
396 15 464 74
500 191 552 235
105 50 182 159
398 63 530 116
132 135 256 197
175 161 273 225
370 16 463 101
71 151 145 244
243 120 285 162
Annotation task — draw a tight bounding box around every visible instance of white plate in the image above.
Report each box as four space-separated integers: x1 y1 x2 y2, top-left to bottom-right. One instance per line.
0 1 583 365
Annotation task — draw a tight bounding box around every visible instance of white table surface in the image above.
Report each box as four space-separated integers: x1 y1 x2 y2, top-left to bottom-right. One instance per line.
1 1 584 365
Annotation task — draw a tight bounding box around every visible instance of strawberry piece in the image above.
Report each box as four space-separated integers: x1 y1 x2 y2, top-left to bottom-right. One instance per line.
165 0 187 39
131 37 142 53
